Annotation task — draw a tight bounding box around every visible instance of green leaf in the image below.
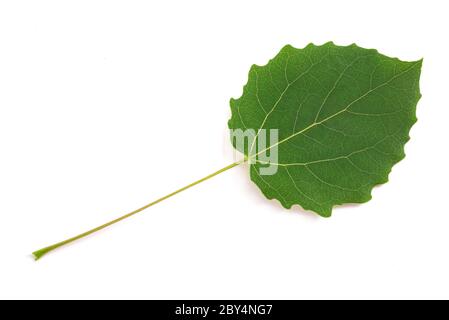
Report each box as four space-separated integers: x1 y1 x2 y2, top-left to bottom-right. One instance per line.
228 42 422 217
32 41 423 259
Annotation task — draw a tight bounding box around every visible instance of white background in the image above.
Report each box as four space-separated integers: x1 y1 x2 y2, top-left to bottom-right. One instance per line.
0 0 448 299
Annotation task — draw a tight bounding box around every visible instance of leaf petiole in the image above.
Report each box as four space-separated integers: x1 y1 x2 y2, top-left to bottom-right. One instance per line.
32 160 244 260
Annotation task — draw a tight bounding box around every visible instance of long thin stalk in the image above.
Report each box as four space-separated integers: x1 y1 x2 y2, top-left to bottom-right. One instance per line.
32 160 244 260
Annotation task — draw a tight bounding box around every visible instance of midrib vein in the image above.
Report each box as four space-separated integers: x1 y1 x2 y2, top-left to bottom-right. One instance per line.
249 60 420 160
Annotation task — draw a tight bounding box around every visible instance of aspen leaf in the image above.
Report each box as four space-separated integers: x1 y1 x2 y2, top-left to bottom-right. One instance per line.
33 42 422 259
228 42 422 216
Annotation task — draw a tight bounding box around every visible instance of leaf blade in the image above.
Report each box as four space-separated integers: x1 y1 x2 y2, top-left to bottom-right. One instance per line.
229 42 422 216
